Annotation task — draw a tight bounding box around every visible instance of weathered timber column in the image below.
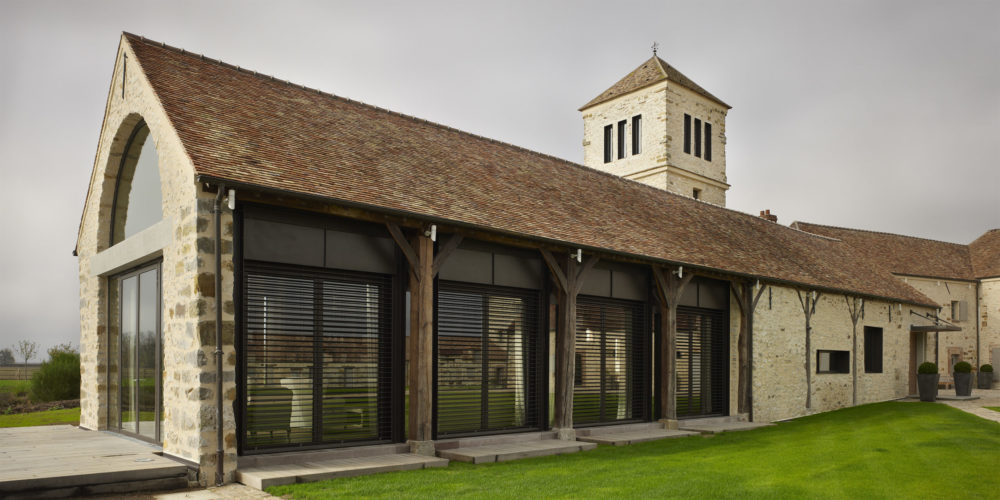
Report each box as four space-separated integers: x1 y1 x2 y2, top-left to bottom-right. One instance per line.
731 280 765 419
845 296 863 406
541 249 597 440
386 223 462 455
796 290 822 411
652 265 693 429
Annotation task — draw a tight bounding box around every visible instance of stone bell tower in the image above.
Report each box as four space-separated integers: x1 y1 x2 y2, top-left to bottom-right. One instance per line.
580 52 731 206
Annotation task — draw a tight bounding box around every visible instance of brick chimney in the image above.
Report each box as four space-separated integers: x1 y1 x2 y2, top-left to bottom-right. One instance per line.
759 209 778 223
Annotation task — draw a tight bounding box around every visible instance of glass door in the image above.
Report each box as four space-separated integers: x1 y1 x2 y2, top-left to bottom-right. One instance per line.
112 263 162 442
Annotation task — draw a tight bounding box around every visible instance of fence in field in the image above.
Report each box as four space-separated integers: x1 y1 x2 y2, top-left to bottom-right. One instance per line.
0 364 42 380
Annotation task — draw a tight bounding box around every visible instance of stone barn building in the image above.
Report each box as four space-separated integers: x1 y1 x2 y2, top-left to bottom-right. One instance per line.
75 33 999 487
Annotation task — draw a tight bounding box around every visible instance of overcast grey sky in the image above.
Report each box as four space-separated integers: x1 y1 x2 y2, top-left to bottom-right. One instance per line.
0 0 997 357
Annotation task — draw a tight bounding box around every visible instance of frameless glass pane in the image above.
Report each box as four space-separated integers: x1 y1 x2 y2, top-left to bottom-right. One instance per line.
112 124 162 245
120 276 138 433
137 269 158 439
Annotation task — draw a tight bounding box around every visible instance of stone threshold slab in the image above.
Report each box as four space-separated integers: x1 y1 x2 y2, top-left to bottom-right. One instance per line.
678 421 775 434
437 440 597 464
236 453 448 490
577 429 698 446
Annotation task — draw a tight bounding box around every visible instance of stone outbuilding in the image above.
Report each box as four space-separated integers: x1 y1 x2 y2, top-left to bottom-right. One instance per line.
74 33 995 486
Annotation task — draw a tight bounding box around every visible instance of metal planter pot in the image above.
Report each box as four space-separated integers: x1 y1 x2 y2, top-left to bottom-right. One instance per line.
954 372 973 396
917 373 939 402
977 372 994 390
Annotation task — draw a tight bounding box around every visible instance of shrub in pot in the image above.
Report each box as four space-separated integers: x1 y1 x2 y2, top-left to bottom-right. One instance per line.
917 362 939 402
953 361 973 396
979 364 994 390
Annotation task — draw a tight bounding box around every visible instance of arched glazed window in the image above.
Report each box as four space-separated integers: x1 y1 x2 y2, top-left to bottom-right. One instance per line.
110 122 162 246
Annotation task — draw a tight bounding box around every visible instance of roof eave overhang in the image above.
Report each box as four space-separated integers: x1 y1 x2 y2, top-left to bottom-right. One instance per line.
196 173 935 308
910 325 963 333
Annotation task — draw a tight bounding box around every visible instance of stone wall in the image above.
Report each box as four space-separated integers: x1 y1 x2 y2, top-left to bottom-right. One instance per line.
582 82 668 179
980 278 1000 376
663 83 728 202
751 284 930 422
900 276 979 371
76 35 236 485
581 79 728 205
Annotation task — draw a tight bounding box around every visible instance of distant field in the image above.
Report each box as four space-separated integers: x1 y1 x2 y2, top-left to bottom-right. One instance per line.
0 408 80 428
0 379 31 394
0 365 42 380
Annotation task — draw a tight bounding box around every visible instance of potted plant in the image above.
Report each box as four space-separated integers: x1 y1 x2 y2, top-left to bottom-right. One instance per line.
917 362 939 402
978 364 994 390
953 361 973 396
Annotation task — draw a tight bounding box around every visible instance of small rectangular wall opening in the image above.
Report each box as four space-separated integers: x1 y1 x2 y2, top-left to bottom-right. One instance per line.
817 350 849 374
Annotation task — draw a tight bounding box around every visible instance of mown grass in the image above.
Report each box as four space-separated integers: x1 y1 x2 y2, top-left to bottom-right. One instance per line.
0 408 80 427
269 402 1000 499
0 379 31 394
986 406 1000 413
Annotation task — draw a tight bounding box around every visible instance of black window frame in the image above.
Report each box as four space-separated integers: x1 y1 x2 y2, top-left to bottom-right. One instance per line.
816 350 850 374
864 327 883 373
617 120 627 159
704 122 712 161
683 114 691 154
603 124 613 163
694 118 702 158
631 115 641 155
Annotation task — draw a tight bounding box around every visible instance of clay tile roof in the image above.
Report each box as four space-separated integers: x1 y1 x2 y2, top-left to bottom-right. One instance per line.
970 229 1000 279
580 56 730 111
790 222 985 281
121 34 932 306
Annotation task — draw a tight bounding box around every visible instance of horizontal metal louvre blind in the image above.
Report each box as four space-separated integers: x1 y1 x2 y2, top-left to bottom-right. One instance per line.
676 306 728 418
574 296 648 426
243 262 393 451
436 281 540 436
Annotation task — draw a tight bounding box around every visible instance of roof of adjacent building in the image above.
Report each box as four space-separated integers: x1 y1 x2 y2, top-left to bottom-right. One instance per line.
116 33 933 306
970 229 1000 279
580 55 730 111
792 222 1000 280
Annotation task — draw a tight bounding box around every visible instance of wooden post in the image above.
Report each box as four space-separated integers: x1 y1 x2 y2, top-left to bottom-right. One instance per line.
731 280 765 418
796 290 822 410
652 265 693 428
845 296 863 407
386 223 462 455
540 249 597 440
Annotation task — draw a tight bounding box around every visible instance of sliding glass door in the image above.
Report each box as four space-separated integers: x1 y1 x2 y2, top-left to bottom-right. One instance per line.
110 263 162 442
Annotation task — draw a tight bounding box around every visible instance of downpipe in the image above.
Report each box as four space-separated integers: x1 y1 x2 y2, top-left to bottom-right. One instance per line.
213 185 225 486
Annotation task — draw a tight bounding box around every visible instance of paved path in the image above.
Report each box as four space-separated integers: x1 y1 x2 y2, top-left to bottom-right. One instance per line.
940 388 1000 423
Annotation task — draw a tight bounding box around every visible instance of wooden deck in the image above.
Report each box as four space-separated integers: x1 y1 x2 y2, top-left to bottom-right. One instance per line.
0 426 189 498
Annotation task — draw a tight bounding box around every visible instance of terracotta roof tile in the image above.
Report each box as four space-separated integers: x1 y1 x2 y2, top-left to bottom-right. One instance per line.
123 34 931 306
791 222 1000 281
580 56 730 111
970 229 1000 278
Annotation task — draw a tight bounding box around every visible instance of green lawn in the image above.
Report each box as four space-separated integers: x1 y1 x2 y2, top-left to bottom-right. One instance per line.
986 406 1000 413
0 379 31 394
0 408 80 428
268 402 1000 499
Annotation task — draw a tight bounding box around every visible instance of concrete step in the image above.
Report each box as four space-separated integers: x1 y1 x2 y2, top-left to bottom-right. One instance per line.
577 429 698 446
678 420 774 434
237 443 409 468
435 431 556 451
236 453 448 490
575 422 665 436
437 440 596 464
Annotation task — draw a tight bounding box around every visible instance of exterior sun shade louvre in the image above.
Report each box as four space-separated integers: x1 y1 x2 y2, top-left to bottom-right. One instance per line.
242 261 394 451
435 281 541 437
573 296 649 426
676 306 729 418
